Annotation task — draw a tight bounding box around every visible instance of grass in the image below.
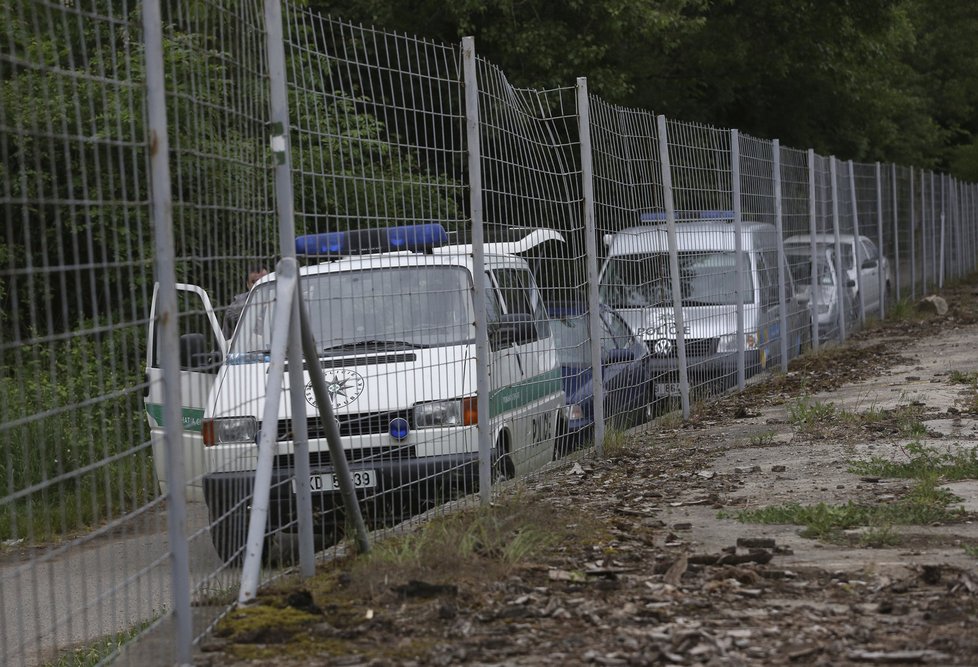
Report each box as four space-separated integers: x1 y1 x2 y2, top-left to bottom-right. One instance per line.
726 440 977 544
965 544 978 560
46 617 156 667
887 298 916 321
848 441 978 480
750 431 776 446
0 331 157 544
787 397 838 428
728 476 964 541
214 491 603 662
948 370 978 386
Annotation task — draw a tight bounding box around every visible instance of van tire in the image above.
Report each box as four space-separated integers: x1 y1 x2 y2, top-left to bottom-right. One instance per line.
493 433 515 482
209 508 248 565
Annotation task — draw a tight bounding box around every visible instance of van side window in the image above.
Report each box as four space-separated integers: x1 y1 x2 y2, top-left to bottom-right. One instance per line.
756 251 779 308
484 272 502 324
493 268 549 341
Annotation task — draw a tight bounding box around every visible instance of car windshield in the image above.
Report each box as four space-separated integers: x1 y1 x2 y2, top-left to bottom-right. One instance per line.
787 250 836 288
786 241 854 269
231 266 475 354
550 314 590 366
599 251 754 307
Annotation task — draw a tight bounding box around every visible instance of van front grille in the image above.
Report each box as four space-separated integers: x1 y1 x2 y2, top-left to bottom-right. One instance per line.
648 337 718 358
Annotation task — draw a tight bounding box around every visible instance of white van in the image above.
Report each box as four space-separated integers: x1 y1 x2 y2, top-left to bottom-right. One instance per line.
144 223 564 560
598 213 811 396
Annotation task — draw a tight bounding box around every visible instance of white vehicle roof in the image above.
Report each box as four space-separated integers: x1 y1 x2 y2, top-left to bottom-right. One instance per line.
784 233 868 245
605 221 777 256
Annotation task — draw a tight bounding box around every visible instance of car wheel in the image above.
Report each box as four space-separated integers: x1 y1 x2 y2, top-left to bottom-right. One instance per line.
492 433 514 482
209 506 248 565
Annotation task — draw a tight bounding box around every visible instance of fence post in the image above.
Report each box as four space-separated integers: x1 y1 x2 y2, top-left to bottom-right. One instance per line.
892 164 900 301
847 161 865 326
876 162 886 319
911 167 917 299
772 140 789 371
807 149 819 351
577 77 606 456
939 174 946 288
656 115 690 420
731 130 746 389
830 158 848 342
462 36 493 503
263 0 315 579
142 1 193 663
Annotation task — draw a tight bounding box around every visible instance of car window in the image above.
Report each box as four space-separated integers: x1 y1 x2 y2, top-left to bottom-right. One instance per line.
492 267 550 340
756 251 779 308
603 310 634 349
861 239 878 261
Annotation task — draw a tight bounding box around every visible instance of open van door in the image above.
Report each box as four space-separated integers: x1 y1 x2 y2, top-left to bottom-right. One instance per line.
144 283 227 501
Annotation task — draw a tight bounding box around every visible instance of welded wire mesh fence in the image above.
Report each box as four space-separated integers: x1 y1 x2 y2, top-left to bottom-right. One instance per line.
2 0 977 664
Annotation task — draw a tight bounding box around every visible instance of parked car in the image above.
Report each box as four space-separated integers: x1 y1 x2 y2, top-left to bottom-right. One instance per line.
783 233 892 316
786 247 858 340
548 301 654 455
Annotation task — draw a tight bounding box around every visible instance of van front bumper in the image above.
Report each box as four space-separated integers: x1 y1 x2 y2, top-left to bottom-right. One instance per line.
203 451 482 534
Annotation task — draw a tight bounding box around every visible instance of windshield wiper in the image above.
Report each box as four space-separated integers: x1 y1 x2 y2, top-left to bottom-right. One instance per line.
320 339 428 354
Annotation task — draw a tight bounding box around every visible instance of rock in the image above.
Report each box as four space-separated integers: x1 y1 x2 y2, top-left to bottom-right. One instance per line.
737 537 776 549
771 465 787 473
916 294 948 316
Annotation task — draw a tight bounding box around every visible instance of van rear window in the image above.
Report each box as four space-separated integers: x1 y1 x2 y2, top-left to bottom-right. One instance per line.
599 252 754 307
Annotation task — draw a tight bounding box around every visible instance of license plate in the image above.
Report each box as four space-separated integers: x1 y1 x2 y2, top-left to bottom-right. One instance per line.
655 382 681 398
293 470 377 494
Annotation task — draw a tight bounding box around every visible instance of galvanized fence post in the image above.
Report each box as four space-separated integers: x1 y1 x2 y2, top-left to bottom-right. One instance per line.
731 130 747 389
847 161 865 327
830 158 848 342
142 0 193 662
656 115 690 420
876 162 886 318
807 149 820 351
892 164 901 301
462 36 493 503
772 140 789 371
911 167 917 300
263 0 316 579
940 174 946 288
577 78 606 456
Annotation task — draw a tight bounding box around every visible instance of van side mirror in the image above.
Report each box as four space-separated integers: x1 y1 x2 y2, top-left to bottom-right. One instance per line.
846 279 856 287
861 259 878 270
179 333 219 371
490 313 536 348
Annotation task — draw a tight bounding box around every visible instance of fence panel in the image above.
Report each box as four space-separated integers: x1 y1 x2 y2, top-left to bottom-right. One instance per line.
4 2 978 664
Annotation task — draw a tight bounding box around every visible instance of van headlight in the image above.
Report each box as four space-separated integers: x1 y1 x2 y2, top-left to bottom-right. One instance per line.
203 417 258 447
716 333 759 353
414 397 478 428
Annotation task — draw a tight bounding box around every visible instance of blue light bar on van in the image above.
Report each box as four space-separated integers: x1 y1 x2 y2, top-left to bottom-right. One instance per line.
295 223 449 257
640 210 735 223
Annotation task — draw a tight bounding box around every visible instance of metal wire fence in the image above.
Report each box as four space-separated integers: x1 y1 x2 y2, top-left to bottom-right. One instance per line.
2 1 977 665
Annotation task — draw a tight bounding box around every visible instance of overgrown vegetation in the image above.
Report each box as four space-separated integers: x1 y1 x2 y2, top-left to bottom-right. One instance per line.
0 332 155 543
728 475 965 542
727 430 976 544
213 493 601 661
849 442 978 480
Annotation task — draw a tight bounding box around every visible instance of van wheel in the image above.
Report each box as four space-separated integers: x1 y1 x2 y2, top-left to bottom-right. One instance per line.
492 434 514 482
209 507 248 565
642 385 656 423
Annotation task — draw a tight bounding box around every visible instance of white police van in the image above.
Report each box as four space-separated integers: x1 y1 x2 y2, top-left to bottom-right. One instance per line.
144 224 564 560
598 211 810 397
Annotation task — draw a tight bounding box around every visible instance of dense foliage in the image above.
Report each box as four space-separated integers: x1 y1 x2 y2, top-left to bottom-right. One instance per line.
316 0 978 180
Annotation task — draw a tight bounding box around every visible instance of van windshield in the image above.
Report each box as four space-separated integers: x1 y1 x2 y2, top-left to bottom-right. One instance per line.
600 251 754 308
232 266 475 354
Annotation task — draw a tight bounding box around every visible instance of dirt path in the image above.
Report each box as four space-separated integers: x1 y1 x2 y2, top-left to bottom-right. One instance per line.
202 281 978 667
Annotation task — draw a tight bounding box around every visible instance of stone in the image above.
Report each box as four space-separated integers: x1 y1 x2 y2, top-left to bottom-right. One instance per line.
915 294 948 316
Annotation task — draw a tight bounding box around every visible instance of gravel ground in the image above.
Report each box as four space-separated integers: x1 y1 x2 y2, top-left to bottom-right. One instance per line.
200 279 978 667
